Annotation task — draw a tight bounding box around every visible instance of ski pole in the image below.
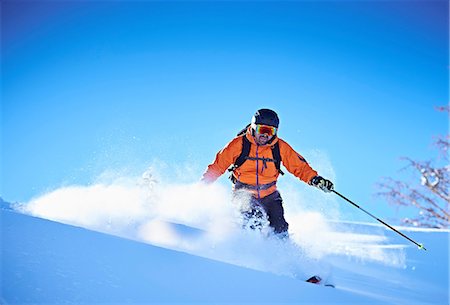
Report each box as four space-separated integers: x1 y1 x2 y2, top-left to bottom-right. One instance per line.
332 190 427 251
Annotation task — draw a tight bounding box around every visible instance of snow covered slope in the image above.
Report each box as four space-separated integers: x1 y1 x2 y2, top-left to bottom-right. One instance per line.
3 209 376 305
1 178 449 305
1 207 449 305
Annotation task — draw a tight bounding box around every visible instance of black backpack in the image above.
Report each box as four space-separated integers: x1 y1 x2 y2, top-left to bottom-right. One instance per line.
229 124 284 175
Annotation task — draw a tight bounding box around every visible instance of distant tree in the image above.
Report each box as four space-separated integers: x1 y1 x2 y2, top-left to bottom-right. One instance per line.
377 106 449 229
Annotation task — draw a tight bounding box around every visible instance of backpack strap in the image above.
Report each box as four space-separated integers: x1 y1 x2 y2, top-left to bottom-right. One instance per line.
272 142 284 175
233 135 251 170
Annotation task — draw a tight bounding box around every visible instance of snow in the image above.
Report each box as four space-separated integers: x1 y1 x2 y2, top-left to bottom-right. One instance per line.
2 209 378 305
1 175 449 304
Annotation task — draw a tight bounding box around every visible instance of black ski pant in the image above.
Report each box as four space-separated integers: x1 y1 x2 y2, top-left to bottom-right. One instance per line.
241 190 289 235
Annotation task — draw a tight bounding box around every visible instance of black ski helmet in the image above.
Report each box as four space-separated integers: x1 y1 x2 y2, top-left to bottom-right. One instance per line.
251 109 279 128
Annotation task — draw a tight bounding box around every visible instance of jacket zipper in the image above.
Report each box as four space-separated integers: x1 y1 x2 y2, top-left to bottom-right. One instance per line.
255 146 260 199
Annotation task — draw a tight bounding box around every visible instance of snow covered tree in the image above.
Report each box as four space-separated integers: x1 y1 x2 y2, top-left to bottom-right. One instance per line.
377 106 450 229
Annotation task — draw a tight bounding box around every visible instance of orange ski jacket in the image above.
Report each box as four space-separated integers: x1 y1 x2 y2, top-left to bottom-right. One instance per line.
202 127 318 198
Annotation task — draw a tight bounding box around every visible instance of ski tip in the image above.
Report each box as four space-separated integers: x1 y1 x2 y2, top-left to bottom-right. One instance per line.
306 275 322 284
306 276 336 288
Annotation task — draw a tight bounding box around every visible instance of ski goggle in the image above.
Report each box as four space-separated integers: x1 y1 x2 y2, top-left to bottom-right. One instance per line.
254 124 277 136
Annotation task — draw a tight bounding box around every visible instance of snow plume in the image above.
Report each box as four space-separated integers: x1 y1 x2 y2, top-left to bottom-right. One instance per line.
22 168 234 239
20 164 405 280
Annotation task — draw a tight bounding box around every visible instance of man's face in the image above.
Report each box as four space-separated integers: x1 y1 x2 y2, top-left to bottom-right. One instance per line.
253 124 277 145
255 133 273 145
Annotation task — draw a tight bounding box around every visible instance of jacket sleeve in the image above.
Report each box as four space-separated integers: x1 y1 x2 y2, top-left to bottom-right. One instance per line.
278 139 318 184
201 136 242 183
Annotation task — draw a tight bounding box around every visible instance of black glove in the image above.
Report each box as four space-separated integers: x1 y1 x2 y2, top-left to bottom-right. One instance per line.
310 176 334 193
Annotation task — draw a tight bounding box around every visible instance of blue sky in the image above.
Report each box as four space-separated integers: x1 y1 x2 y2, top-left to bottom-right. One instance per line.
2 1 448 222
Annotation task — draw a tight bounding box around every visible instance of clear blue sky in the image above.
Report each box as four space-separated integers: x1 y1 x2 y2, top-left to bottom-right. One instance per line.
2 1 448 222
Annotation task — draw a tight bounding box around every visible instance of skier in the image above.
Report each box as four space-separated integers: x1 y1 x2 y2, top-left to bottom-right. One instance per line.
201 108 334 239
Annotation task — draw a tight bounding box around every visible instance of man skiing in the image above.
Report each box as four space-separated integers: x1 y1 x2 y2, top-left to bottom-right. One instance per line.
201 108 334 238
